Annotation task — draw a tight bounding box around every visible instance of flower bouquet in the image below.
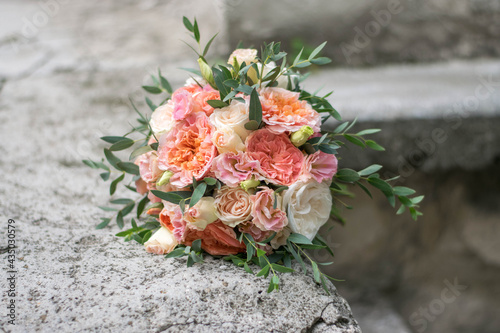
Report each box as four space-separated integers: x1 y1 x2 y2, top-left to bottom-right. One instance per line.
84 17 423 293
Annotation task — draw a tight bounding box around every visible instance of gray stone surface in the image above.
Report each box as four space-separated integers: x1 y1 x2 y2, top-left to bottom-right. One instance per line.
226 0 500 65
0 71 360 332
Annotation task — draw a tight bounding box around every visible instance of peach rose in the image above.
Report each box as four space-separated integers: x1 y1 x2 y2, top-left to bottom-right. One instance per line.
257 87 321 134
214 186 252 227
227 48 258 66
157 112 217 188
184 221 246 256
238 220 271 242
184 197 218 230
250 186 288 232
192 86 220 117
144 227 178 255
245 128 304 186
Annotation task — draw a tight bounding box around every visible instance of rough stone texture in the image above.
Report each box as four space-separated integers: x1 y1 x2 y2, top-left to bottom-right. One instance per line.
0 69 360 332
226 0 500 65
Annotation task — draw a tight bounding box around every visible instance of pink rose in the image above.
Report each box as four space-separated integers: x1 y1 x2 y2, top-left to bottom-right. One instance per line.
172 89 194 121
256 87 321 134
304 151 338 183
211 152 259 187
192 86 220 117
246 128 304 186
250 187 288 232
157 112 217 188
135 152 162 184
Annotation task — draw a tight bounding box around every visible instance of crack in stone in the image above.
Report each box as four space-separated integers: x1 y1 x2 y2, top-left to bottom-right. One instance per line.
304 301 335 333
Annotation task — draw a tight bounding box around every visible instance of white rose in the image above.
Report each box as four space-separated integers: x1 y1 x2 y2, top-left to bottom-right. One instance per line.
209 101 251 140
262 62 289 89
150 102 174 136
212 127 246 154
282 180 332 240
184 197 218 230
144 227 178 254
214 186 252 227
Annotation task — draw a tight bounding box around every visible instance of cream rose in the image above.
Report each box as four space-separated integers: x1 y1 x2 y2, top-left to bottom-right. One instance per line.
227 48 258 66
184 197 218 230
144 227 178 254
212 127 246 154
209 101 251 141
150 102 175 136
282 180 332 240
214 186 252 227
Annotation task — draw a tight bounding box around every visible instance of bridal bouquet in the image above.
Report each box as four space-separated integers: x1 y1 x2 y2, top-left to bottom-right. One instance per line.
84 18 422 293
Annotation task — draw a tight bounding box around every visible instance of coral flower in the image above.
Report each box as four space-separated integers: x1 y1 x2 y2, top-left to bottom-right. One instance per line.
245 128 304 186
184 221 246 256
257 87 321 134
157 112 217 188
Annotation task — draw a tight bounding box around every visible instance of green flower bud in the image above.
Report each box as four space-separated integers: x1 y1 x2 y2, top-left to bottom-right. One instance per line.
290 125 314 147
156 170 174 187
197 58 215 87
240 178 260 192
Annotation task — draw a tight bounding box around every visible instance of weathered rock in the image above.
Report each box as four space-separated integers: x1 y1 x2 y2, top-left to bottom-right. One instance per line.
226 0 500 65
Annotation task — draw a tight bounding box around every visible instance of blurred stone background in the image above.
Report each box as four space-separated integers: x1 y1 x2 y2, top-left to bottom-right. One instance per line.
1 0 499 332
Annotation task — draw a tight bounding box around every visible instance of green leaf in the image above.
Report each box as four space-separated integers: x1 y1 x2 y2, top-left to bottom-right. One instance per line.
310 57 331 65
336 168 360 183
98 206 117 212
109 138 134 151
398 196 413 207
311 261 321 283
166 247 187 258
246 241 255 261
321 275 331 295
287 233 312 245
189 182 207 208
151 190 191 204
116 162 140 175
333 122 349 134
256 248 266 257
355 181 372 198
96 218 111 229
356 128 381 136
309 41 327 59
82 160 97 168
100 172 110 181
256 265 270 277
206 99 229 109
411 195 425 204
298 244 326 250
121 203 135 217
287 241 306 273
203 32 219 57
193 19 200 43
295 61 312 68
182 16 193 32
249 88 262 125
110 198 134 205
116 211 124 229
101 136 127 144
145 97 157 111
136 195 149 218
191 239 202 253
130 145 153 160
293 47 304 66
358 164 383 176
244 120 260 131
396 205 406 215
110 173 125 195
365 140 385 151
243 262 253 274
271 264 294 273
393 186 416 196
158 69 172 93
142 85 162 94
344 134 365 148
223 79 239 88
104 149 121 170
203 177 217 185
